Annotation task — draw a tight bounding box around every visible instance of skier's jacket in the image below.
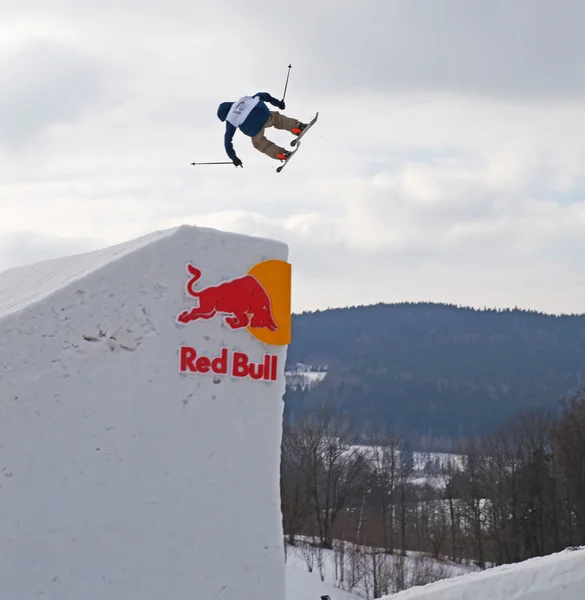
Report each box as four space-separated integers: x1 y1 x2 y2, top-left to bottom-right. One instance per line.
217 92 284 162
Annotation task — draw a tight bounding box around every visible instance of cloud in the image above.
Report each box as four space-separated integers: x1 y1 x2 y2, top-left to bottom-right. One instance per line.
0 231 102 272
0 0 584 318
228 0 585 99
174 96 585 315
0 40 107 147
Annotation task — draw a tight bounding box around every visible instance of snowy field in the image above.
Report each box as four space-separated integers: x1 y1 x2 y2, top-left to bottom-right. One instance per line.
284 540 478 600
286 548 358 600
285 362 328 390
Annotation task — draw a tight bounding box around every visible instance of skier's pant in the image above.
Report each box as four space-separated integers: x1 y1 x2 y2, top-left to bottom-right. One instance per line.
251 111 299 159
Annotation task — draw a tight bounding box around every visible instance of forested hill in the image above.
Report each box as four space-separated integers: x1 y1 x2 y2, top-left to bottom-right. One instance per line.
284 302 585 448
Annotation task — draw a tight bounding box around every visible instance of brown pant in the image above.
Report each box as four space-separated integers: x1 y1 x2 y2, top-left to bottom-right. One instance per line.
251 112 300 159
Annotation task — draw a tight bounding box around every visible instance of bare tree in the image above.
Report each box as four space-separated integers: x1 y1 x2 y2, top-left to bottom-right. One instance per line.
300 536 317 572
301 409 368 548
281 423 313 543
460 439 486 568
281 387 585 585
439 457 464 562
552 390 585 545
427 497 449 559
367 431 401 553
396 441 414 556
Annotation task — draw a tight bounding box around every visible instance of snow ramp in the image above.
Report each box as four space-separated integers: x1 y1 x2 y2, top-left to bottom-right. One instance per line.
0 224 291 600
384 547 585 600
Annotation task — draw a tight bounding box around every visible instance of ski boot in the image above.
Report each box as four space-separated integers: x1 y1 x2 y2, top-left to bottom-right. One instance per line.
291 122 307 136
276 150 292 162
290 113 318 147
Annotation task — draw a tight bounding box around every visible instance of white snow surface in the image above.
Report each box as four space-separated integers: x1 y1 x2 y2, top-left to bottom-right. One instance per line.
285 538 478 600
285 549 357 600
0 224 289 600
383 547 585 600
0 226 177 320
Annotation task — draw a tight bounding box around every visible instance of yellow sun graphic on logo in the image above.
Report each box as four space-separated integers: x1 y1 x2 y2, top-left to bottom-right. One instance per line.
246 259 291 346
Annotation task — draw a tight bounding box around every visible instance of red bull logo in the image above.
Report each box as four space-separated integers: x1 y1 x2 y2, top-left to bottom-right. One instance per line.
178 347 279 381
175 259 291 346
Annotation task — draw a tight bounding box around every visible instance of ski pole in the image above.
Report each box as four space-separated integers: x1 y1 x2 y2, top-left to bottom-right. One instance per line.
191 161 233 165
282 64 292 102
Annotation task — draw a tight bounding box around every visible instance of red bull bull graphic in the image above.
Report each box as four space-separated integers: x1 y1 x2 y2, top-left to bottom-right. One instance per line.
176 263 278 332
175 259 291 346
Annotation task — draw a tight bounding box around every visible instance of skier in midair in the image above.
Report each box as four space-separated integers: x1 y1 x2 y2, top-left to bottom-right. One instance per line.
217 92 308 167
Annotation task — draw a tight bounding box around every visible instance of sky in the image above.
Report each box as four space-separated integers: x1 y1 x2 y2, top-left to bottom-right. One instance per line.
1 0 585 315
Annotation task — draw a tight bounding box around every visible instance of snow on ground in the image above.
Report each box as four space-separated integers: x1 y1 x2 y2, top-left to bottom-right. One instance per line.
284 540 478 600
381 546 585 600
286 548 358 600
0 226 175 320
286 542 585 600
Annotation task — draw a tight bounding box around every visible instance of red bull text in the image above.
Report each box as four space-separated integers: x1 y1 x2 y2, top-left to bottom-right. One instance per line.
179 347 278 381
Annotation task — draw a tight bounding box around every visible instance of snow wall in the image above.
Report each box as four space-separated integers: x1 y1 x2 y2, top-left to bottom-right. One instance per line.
0 224 291 600
385 546 585 600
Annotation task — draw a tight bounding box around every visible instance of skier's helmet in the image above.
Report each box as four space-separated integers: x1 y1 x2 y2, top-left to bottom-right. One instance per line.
217 102 233 122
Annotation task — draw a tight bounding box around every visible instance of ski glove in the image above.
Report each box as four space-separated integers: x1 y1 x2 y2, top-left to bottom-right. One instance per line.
233 157 243 168
277 100 286 110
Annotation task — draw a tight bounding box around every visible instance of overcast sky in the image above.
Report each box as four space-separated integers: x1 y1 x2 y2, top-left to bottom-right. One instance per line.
1 0 585 315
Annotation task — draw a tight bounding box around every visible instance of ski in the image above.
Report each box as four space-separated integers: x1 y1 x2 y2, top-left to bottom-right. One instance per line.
291 112 319 147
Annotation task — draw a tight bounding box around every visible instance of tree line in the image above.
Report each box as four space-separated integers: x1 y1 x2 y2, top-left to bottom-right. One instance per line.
280 389 585 572
285 302 585 441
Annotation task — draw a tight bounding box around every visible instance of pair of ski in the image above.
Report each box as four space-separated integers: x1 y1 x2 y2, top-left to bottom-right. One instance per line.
276 112 319 173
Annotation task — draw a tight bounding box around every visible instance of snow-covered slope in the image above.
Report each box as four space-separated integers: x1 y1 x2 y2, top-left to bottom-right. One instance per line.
384 547 585 600
0 224 289 600
0 227 176 321
285 548 358 600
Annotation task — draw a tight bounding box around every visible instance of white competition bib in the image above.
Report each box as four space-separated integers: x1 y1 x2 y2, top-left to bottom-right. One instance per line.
226 96 260 127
